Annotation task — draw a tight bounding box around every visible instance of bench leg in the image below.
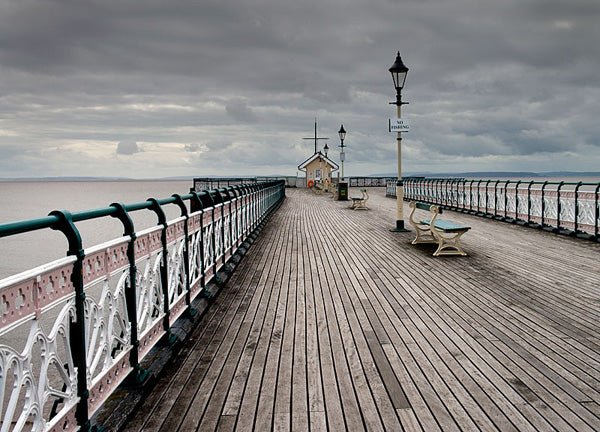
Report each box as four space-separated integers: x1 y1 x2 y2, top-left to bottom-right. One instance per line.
411 225 436 244
354 200 368 210
432 230 468 256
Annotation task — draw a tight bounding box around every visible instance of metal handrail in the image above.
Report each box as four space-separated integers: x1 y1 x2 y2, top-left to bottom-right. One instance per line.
0 180 286 431
388 177 600 241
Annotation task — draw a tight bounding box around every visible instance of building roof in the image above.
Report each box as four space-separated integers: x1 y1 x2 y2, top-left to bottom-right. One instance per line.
297 152 339 171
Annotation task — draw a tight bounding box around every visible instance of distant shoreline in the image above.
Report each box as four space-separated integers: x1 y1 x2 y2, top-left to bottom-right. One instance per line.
0 177 192 182
375 171 600 179
1 172 599 182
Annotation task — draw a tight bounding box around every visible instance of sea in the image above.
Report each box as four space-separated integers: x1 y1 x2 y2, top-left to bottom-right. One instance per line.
1 176 599 280
0 180 190 278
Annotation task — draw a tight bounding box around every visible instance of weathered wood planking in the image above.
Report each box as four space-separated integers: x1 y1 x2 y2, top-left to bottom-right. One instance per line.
122 188 600 432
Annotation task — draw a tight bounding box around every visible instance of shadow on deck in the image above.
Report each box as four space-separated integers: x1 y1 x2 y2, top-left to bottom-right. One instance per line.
122 188 600 432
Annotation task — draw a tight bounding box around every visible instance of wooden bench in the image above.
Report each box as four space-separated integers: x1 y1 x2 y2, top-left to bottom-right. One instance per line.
330 184 338 199
408 201 470 256
349 188 369 210
313 181 324 195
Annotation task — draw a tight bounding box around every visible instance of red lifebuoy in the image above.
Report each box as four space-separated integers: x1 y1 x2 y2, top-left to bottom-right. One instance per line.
307 179 315 188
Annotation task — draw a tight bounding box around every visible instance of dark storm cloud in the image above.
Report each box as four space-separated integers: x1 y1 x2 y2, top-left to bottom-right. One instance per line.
0 0 599 177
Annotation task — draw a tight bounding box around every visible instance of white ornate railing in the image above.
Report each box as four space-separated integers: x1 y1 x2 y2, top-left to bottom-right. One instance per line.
0 180 285 431
394 178 600 239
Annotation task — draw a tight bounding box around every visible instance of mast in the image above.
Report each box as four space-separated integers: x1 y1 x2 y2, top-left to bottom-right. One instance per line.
303 118 328 155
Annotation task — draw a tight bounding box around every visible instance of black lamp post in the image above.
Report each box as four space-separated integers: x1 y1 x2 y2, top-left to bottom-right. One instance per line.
389 51 409 232
338 125 346 179
323 142 329 158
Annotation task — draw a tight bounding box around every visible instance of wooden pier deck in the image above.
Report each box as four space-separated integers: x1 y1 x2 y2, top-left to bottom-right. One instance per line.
123 188 600 432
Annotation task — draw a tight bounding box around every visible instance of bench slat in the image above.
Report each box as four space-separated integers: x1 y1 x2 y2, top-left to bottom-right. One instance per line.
415 202 443 214
421 219 470 232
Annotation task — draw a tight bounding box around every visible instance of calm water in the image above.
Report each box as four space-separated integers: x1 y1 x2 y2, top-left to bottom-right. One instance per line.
0 180 190 278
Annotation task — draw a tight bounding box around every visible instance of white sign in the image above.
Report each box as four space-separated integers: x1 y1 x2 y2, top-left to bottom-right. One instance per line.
389 118 410 132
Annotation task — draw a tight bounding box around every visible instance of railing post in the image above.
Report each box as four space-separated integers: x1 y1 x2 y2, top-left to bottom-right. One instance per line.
451 179 457 208
595 184 600 239
49 210 90 431
239 186 247 238
172 194 192 308
231 186 241 247
555 181 565 232
573 182 583 235
426 179 431 202
109 202 148 385
190 192 205 288
501 180 508 219
469 180 475 212
217 189 227 267
527 181 534 225
540 181 549 228
147 198 172 336
514 180 521 222
202 190 215 283
210 190 219 273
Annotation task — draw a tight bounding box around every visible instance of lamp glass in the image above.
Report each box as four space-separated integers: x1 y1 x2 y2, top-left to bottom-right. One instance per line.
338 125 346 141
389 52 409 90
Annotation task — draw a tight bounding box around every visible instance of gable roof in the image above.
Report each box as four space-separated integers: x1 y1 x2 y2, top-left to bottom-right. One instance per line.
298 152 339 171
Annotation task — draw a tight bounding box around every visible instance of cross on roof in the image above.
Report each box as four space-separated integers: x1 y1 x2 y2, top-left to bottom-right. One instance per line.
302 119 328 154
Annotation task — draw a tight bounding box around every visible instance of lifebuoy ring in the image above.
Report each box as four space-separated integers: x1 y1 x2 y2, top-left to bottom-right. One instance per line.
307 180 315 188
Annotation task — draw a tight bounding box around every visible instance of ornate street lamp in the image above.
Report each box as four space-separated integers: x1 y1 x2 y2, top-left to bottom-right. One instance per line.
389 51 409 232
338 125 346 179
323 142 329 158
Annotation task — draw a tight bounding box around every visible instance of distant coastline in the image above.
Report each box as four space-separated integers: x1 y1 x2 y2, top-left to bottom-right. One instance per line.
0 176 190 182
1 171 599 182
372 171 600 179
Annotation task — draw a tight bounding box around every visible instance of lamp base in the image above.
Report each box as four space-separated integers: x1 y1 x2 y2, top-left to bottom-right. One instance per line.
389 220 409 233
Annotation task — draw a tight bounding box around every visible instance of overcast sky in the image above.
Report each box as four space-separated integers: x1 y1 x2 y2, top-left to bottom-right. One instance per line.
1 0 599 178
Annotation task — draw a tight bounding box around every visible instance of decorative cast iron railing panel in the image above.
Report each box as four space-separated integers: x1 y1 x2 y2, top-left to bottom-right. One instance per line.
349 177 394 188
0 180 285 431
389 178 600 240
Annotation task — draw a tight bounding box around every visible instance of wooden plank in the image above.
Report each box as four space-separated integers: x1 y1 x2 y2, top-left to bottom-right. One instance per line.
305 219 368 430
122 223 277 431
240 210 296 431
252 212 295 431
307 205 391 431
303 212 347 432
291 217 309 431
220 214 292 420
120 188 600 432
301 213 326 419
164 209 288 431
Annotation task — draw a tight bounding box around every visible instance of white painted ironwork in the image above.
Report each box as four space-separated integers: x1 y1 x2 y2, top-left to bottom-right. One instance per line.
202 214 215 279
213 212 224 266
0 181 286 431
166 219 187 325
0 299 78 432
134 227 165 360
187 211 203 298
402 178 599 236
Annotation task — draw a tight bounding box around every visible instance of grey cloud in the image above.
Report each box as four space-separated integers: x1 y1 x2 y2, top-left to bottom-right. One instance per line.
226 102 259 123
116 140 141 155
1 0 600 177
185 143 200 152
